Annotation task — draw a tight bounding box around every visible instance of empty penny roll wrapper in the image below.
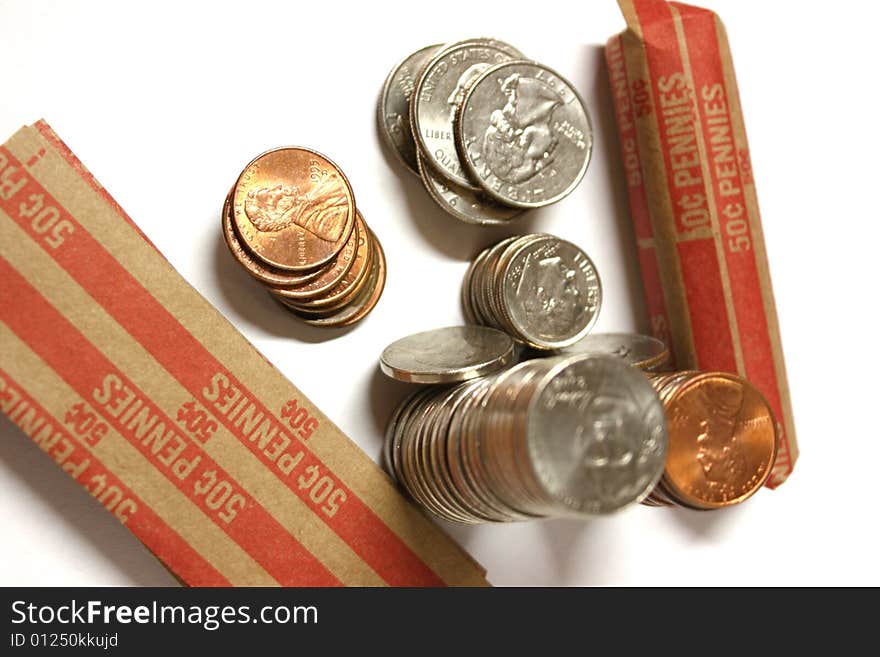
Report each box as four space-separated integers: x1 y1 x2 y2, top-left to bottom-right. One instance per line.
0 121 486 587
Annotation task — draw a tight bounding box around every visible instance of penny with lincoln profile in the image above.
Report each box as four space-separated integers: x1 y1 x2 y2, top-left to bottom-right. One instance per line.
222 191 323 287
231 147 356 271
223 147 385 328
650 371 778 509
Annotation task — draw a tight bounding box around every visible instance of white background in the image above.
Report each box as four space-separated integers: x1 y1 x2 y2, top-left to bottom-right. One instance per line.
0 0 877 586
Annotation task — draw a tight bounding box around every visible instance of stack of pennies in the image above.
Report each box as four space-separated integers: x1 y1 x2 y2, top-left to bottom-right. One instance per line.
378 39 593 225
544 332 671 372
381 339 667 524
222 147 386 328
461 233 602 350
642 371 779 509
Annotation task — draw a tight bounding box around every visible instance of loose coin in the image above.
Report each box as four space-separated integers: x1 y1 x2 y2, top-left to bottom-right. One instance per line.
380 325 516 384
381 39 593 225
457 60 593 208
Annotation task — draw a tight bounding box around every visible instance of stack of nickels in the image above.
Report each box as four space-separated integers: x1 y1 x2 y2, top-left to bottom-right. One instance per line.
380 334 667 524
222 147 386 328
462 233 602 350
378 39 593 225
642 371 778 510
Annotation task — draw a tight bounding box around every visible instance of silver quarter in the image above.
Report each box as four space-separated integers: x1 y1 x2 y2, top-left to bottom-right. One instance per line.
378 44 443 174
526 354 668 515
457 60 593 208
380 325 515 384
411 40 521 190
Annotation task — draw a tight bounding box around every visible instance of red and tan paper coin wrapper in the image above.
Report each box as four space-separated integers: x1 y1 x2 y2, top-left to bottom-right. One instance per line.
0 121 488 586
606 0 797 486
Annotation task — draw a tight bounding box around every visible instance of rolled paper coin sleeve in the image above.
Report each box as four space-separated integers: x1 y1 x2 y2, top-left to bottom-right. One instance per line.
0 121 487 587
605 0 797 486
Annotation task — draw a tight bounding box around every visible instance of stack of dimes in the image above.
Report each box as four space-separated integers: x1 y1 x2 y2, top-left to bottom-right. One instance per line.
642 371 779 509
381 328 667 523
222 147 386 328
378 39 593 225
462 234 602 350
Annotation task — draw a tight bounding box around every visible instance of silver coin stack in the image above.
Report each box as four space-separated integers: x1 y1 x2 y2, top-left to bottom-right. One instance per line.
462 233 602 350
378 39 594 225
383 352 667 523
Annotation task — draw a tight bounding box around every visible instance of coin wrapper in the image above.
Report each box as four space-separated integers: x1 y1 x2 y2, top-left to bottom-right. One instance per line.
605 0 797 486
0 121 487 586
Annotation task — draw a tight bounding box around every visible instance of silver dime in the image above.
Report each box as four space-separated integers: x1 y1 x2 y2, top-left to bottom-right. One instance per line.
500 234 601 349
378 44 443 174
379 325 516 384
525 354 668 515
417 151 523 226
457 60 593 208
555 333 670 371
411 40 522 190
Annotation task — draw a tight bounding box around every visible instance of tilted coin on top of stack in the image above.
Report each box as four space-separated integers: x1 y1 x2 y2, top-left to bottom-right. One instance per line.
462 233 602 350
542 332 671 372
383 351 668 523
222 147 385 328
380 326 516 384
378 38 594 225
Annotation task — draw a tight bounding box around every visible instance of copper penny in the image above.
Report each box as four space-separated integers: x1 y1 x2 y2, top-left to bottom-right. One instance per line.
231 147 356 271
267 212 363 300
279 224 374 311
662 372 778 509
222 191 324 286
299 236 386 327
